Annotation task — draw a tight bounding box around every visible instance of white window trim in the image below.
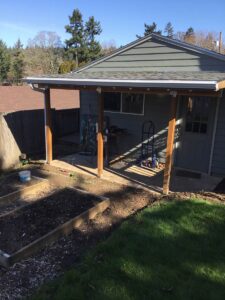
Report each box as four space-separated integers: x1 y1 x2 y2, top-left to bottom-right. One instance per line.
104 93 145 116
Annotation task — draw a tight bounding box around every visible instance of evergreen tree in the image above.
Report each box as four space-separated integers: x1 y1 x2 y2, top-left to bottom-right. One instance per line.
0 40 10 83
84 16 102 61
184 27 195 43
185 27 195 38
164 22 174 38
65 9 85 68
137 22 162 38
11 39 24 84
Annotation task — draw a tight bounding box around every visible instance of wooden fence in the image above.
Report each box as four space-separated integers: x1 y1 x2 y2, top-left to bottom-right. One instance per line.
1 108 80 156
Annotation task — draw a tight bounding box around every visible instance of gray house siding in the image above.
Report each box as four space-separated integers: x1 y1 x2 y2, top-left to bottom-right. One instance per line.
211 95 225 175
84 38 225 72
80 91 170 162
79 36 225 174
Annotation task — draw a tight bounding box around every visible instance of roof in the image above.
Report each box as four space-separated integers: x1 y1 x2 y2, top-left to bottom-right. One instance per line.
0 86 80 113
76 33 225 73
26 71 225 91
25 34 225 91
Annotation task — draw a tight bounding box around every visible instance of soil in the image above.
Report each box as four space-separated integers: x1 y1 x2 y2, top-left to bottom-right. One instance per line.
0 173 40 198
0 167 155 300
0 188 101 254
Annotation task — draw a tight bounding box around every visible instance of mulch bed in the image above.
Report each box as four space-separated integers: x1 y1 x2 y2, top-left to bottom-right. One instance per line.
0 188 101 254
0 174 40 198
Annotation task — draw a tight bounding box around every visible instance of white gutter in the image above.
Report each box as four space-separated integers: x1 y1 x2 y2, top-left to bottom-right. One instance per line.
25 77 218 90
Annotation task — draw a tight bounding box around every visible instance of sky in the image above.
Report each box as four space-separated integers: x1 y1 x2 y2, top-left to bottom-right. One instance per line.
0 0 225 47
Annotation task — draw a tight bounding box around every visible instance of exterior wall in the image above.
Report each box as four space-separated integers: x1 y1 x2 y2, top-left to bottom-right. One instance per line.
211 94 225 175
85 38 225 72
80 91 170 162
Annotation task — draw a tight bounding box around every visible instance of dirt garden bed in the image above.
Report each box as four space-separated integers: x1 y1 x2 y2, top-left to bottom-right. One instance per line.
0 167 154 299
0 173 48 205
0 173 39 197
0 187 109 268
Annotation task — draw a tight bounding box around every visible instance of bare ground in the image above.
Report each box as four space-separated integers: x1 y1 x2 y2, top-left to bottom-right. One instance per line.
0 168 155 300
0 166 224 299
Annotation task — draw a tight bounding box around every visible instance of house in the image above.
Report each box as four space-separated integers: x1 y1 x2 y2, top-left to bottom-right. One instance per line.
25 33 225 194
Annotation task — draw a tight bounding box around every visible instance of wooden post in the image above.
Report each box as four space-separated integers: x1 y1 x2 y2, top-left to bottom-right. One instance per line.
97 91 104 177
44 88 52 164
163 93 178 195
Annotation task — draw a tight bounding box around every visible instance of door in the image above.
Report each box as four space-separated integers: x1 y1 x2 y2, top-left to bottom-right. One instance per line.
175 96 216 173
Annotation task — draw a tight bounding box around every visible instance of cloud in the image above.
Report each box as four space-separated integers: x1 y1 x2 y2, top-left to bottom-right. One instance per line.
0 21 35 34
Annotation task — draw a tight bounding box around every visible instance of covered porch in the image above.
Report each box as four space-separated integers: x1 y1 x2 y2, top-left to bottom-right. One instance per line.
26 71 225 194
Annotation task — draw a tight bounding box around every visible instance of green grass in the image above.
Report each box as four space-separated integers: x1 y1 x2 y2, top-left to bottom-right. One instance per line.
32 199 225 300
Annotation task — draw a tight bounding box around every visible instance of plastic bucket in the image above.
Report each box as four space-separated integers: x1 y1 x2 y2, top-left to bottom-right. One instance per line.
19 170 31 183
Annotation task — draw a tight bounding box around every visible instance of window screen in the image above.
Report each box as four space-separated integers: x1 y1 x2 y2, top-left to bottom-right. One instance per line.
185 97 210 134
122 93 144 114
103 92 121 112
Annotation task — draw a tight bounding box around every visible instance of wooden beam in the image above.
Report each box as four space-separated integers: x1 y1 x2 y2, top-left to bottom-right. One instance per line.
217 80 225 90
163 94 178 195
38 84 221 98
97 91 104 177
44 88 53 164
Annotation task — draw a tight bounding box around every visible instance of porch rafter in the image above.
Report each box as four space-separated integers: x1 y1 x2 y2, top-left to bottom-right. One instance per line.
36 84 221 98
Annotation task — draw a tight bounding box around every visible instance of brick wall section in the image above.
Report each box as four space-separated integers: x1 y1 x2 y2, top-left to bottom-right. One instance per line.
0 85 80 112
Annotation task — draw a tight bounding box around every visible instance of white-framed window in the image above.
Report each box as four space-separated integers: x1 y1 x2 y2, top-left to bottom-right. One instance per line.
103 92 145 115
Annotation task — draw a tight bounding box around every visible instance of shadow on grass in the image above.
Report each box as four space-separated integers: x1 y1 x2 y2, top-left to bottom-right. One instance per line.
32 199 225 300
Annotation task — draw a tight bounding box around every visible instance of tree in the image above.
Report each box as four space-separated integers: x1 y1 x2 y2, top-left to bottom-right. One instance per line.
0 40 10 83
101 40 117 56
164 22 174 38
59 60 76 74
64 9 102 66
84 16 102 61
184 27 195 43
10 39 24 84
28 31 62 48
65 9 85 67
25 31 64 75
137 22 162 38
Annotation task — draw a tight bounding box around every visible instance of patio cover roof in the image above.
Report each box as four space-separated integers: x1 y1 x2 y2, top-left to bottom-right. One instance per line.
26 71 225 91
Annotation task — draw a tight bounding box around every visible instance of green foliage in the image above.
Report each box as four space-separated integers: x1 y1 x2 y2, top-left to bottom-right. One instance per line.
164 22 174 38
32 199 225 300
65 9 102 67
84 16 102 62
59 61 76 74
137 22 162 38
185 27 195 37
10 39 24 84
184 27 196 44
0 40 10 83
65 9 85 67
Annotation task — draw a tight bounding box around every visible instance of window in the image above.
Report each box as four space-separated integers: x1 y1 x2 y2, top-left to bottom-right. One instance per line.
122 93 144 114
185 97 210 134
103 92 121 112
104 92 144 115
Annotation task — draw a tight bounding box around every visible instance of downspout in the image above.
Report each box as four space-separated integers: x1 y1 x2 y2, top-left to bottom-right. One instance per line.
208 92 223 175
29 84 48 164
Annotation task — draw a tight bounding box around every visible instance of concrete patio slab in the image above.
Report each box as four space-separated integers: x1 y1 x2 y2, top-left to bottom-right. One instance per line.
51 153 222 194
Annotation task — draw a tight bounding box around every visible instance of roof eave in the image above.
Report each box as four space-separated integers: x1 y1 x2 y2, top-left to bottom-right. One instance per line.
25 77 218 91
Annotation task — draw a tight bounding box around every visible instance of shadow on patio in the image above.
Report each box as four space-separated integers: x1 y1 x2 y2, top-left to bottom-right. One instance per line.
51 153 221 195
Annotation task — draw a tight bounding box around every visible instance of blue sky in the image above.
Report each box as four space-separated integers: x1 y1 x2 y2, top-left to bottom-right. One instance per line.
0 0 224 47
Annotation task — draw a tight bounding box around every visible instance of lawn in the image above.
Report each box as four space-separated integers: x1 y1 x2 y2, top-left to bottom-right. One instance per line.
32 199 225 300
